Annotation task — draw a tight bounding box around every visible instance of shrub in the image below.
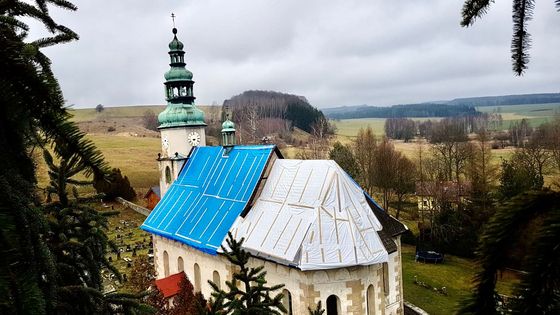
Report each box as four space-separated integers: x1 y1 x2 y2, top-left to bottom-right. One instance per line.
94 168 136 201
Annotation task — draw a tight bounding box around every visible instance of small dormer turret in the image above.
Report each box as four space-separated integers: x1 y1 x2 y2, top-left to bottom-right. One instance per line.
221 113 236 147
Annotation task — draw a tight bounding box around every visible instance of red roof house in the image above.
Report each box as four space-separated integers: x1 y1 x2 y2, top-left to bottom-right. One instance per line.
154 272 185 298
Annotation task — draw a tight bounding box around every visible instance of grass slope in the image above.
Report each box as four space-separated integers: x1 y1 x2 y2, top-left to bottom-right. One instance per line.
69 105 166 122
402 244 519 315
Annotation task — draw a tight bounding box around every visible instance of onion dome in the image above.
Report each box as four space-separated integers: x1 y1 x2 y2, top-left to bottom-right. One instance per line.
168 28 184 50
221 119 235 132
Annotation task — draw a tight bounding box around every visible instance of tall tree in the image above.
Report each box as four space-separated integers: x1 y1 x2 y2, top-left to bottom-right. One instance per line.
42 151 148 314
466 130 498 217
429 118 469 182
0 1 148 313
459 190 560 314
373 137 400 211
209 233 286 315
329 141 359 180
499 156 543 199
393 154 416 219
461 0 560 75
354 127 377 195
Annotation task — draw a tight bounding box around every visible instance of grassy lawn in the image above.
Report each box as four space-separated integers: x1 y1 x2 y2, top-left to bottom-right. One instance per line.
402 244 520 315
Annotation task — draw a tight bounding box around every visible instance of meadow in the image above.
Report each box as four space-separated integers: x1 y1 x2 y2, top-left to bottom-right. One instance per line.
477 102 560 129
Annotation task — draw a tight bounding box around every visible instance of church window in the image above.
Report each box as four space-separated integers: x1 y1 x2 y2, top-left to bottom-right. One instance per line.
282 289 293 315
180 86 187 96
326 295 341 315
212 271 221 289
163 251 170 277
383 262 389 296
194 263 201 292
165 166 172 184
367 284 375 315
177 256 184 273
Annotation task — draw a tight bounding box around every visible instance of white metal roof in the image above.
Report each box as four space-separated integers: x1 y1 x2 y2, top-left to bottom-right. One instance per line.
229 159 389 270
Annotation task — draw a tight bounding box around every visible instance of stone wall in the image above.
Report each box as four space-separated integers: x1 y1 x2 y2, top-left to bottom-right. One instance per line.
153 235 404 315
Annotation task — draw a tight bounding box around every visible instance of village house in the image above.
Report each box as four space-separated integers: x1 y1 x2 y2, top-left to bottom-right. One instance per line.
144 186 161 210
141 27 408 315
415 181 471 213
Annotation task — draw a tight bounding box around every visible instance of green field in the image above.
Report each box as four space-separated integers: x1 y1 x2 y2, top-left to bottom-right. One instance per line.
85 135 160 190
35 134 160 194
477 103 560 130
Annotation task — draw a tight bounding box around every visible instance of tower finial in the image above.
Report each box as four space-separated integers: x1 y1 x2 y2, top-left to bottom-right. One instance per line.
171 13 176 28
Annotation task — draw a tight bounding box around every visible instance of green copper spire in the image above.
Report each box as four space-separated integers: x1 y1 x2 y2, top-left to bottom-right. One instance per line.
158 27 206 129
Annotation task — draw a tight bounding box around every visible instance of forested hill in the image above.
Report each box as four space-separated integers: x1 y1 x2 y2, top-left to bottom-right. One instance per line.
447 93 560 107
223 90 326 133
324 92 560 119
324 103 478 119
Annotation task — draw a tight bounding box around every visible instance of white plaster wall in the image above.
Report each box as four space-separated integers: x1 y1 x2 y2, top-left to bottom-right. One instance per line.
158 159 186 197
152 235 404 315
160 126 206 158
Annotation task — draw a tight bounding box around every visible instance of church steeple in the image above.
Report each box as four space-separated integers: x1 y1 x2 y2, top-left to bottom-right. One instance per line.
158 27 206 129
157 22 207 198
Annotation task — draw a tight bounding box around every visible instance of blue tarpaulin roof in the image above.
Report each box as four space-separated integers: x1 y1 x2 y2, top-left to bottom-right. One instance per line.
141 145 275 254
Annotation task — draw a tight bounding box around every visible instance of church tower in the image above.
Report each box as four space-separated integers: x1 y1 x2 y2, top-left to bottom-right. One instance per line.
157 27 206 197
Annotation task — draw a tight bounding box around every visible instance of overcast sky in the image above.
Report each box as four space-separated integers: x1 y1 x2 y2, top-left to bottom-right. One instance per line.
31 0 560 109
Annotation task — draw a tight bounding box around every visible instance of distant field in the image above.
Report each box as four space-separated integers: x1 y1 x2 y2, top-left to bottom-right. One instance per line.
333 117 442 139
68 104 216 122
477 103 560 130
333 103 560 140
68 105 166 122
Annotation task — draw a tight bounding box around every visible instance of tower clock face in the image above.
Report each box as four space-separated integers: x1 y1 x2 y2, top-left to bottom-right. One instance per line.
187 131 201 146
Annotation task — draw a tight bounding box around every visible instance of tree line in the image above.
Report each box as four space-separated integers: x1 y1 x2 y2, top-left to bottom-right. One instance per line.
326 103 478 119
385 113 504 142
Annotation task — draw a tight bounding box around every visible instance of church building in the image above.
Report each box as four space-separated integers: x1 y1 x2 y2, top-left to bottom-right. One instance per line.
141 27 407 315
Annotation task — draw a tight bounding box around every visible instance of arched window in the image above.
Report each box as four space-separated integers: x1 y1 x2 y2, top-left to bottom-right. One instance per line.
282 289 293 315
367 284 375 315
165 166 172 184
213 271 221 290
163 251 170 277
194 263 201 292
326 295 341 315
177 256 184 273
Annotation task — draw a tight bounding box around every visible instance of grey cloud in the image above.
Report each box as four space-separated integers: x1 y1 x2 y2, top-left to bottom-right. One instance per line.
28 0 560 108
